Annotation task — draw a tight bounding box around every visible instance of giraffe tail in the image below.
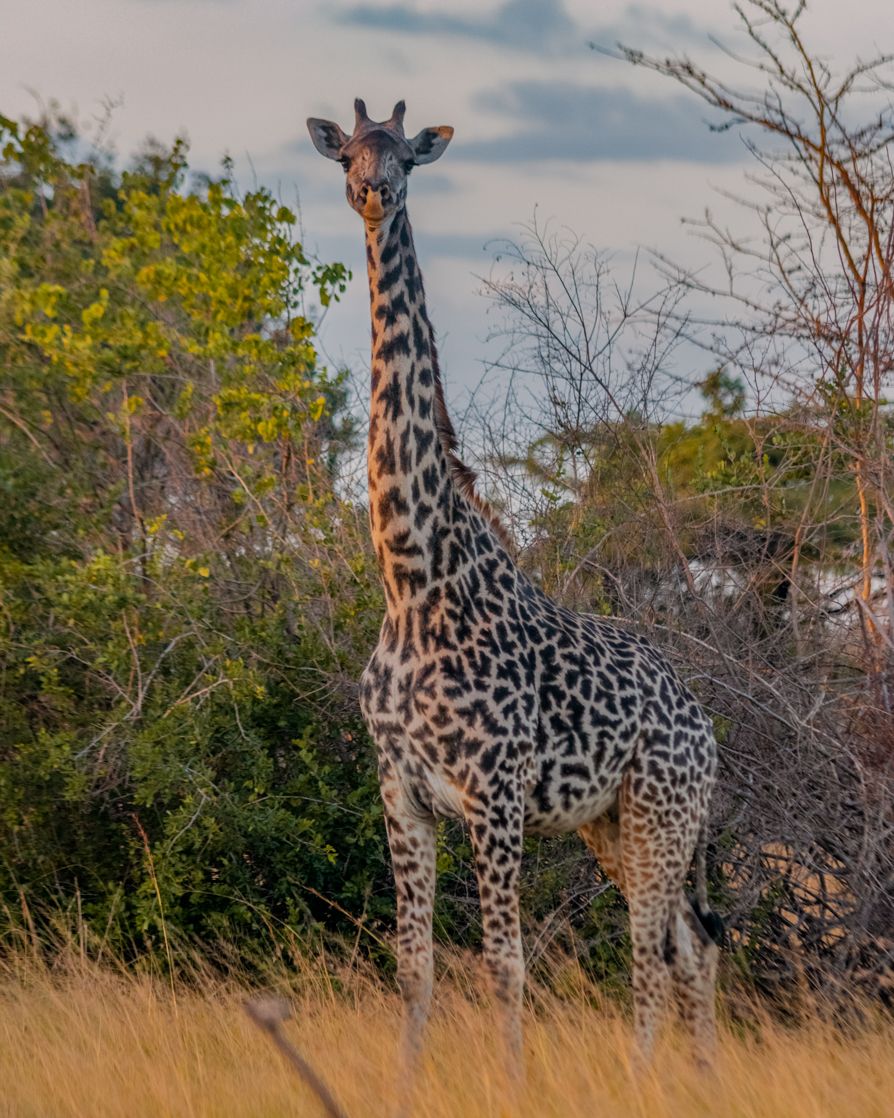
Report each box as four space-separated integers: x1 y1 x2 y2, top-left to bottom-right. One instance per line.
690 820 725 947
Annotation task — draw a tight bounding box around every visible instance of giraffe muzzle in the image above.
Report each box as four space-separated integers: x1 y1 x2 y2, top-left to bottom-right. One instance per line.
361 185 388 222
363 194 385 222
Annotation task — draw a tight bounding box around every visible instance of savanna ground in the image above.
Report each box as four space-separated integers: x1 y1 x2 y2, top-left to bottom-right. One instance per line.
2 947 892 1118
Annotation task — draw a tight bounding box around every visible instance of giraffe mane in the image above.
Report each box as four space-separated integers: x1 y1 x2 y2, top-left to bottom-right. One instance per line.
428 343 515 552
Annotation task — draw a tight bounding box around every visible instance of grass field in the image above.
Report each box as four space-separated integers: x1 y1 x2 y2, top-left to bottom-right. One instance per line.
1 950 891 1118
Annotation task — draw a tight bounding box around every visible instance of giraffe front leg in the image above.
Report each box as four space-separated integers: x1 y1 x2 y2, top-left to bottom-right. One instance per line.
468 796 526 1088
384 802 437 1118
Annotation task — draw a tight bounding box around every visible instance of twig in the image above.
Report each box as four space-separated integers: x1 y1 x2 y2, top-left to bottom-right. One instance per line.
244 997 349 1118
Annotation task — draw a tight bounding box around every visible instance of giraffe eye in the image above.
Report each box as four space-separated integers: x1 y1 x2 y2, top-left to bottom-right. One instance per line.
339 157 351 173
403 160 414 174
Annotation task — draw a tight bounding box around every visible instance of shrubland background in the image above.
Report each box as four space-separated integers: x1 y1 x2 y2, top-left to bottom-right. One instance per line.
0 3 891 1020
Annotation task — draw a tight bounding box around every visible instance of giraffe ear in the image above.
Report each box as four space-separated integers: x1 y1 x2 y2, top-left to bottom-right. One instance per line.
409 125 453 165
307 117 349 160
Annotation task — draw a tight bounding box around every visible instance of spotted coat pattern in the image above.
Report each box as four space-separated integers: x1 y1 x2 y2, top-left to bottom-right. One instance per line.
307 100 722 1108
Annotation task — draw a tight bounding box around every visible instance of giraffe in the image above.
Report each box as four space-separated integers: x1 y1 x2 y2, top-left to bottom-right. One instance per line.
307 99 723 1106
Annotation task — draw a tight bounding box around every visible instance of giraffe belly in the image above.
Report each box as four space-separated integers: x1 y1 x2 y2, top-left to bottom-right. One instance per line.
522 752 626 836
420 768 466 819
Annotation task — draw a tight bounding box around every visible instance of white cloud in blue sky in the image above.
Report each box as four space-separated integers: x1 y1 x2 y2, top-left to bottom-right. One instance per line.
338 0 705 55
461 80 741 163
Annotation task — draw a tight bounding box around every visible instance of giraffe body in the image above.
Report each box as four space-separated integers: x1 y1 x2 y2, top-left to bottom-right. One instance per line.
363 577 716 839
307 100 721 1110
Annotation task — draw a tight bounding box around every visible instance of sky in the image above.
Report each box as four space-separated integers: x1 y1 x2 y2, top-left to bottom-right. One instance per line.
3 1 892 433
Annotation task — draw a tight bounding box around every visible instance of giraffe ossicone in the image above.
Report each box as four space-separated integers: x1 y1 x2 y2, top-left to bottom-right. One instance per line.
307 99 723 1112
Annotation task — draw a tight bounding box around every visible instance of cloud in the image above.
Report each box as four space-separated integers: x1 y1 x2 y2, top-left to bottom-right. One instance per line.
338 0 575 53
458 80 744 163
337 0 704 56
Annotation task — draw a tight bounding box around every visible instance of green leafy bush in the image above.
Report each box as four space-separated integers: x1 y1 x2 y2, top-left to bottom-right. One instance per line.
0 113 389 962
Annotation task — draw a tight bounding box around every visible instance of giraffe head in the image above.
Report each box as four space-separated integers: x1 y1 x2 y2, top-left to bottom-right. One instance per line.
307 99 453 225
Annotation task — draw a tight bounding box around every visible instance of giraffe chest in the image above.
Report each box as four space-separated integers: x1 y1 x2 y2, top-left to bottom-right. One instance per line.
360 637 530 741
358 615 536 816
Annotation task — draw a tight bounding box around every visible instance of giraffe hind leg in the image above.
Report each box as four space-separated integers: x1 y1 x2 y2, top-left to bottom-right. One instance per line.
668 900 720 1065
581 809 676 1061
673 816 723 1064
620 829 678 1062
580 791 719 1065
579 813 625 891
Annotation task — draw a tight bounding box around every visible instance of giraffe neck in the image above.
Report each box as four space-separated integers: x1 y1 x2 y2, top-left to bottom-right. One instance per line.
365 207 462 612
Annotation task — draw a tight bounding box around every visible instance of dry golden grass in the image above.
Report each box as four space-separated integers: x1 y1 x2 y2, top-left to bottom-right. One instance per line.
1 950 892 1118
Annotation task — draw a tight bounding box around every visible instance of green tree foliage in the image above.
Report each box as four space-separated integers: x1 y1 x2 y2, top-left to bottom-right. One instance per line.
0 114 388 960
516 362 886 614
